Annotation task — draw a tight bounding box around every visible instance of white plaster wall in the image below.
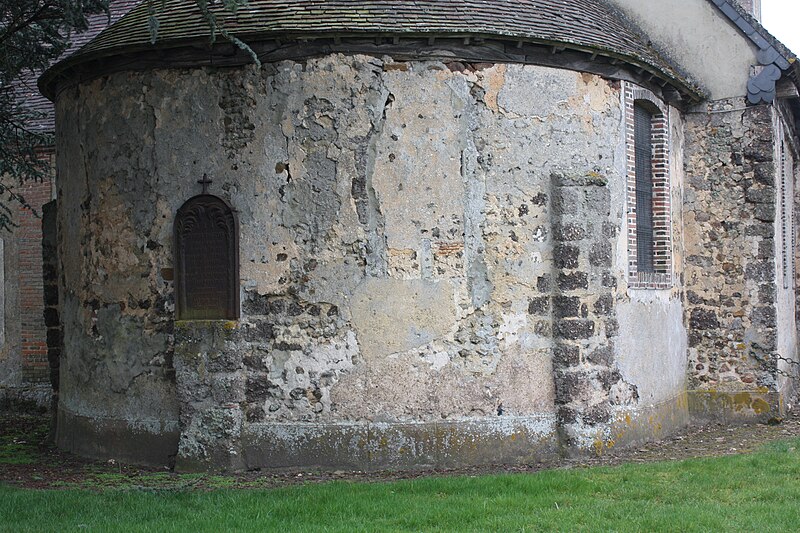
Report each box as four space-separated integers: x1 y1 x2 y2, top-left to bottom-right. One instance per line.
608 0 758 100
775 111 797 395
613 100 688 406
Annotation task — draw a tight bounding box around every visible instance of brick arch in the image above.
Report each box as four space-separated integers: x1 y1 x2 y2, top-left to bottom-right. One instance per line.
625 83 672 289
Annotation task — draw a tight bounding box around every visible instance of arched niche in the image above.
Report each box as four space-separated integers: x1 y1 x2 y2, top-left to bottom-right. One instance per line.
174 194 240 320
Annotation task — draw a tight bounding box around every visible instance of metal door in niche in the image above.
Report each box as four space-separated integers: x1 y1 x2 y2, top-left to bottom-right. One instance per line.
174 193 239 320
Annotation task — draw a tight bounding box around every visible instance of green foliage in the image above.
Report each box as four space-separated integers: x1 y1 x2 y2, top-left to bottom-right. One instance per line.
0 0 256 232
3 438 800 531
147 0 260 66
0 0 109 83
0 0 110 230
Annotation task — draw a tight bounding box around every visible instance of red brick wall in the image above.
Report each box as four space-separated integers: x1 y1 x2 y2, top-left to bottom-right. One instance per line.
18 152 54 383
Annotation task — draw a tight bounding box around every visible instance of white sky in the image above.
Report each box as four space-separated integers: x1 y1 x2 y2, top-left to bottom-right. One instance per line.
761 0 800 54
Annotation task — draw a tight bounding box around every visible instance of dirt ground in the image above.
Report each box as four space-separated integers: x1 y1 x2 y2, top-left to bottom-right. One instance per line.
2 408 800 490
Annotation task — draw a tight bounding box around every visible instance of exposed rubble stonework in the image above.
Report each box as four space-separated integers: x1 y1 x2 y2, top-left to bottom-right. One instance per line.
684 99 797 415
53 57 695 469
41 0 800 472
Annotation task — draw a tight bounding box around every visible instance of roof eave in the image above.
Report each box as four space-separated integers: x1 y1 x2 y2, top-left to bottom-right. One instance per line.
39 29 706 104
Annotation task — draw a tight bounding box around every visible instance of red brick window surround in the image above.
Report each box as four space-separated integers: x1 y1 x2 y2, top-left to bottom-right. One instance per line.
624 83 672 289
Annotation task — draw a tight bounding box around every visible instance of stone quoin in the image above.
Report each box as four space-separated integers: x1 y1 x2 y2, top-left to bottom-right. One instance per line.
29 0 800 471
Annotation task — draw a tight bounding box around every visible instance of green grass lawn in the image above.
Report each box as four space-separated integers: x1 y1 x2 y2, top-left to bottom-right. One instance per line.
2 438 800 532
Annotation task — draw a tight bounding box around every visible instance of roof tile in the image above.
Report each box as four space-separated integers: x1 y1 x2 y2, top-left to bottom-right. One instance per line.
51 0 696 95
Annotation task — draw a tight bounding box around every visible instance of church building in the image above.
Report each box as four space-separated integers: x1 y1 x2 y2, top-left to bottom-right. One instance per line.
32 0 800 471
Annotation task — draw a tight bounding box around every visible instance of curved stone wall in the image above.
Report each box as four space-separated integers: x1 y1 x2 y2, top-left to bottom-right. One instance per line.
54 54 686 469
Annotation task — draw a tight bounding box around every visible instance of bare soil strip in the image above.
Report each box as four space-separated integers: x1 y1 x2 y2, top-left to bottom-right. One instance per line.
2 409 799 490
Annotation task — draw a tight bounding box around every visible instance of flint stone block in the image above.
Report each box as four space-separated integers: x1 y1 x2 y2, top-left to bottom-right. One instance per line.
46 328 63 347
689 308 719 330
688 330 703 348
246 372 273 402
593 294 613 315
554 244 580 269
744 141 774 162
745 223 774 238
557 405 578 424
44 308 60 327
745 261 773 282
586 344 613 366
745 186 775 204
555 319 595 340
758 239 774 256
552 343 580 367
585 187 610 215
751 305 776 328
753 204 775 222
754 162 775 185
558 272 589 291
211 373 246 404
602 222 617 238
243 320 275 342
553 223 586 242
589 242 612 267
582 402 612 425
758 283 776 301
553 295 582 318
527 297 550 316
534 320 552 337
552 191 579 216
245 403 266 423
553 368 610 405
686 290 710 305
537 274 551 293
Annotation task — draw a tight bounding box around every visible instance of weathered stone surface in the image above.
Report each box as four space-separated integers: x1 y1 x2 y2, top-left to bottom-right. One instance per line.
554 244 580 269
683 99 788 392
350 278 456 358
558 272 589 291
53 48 774 471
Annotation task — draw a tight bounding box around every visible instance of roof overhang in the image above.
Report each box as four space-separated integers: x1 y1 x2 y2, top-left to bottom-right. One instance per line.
39 0 706 104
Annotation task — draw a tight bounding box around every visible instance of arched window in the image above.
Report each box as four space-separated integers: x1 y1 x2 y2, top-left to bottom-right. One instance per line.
625 84 672 288
174 195 239 320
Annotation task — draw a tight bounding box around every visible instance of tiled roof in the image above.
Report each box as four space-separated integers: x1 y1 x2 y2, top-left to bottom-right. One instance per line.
42 0 701 98
11 0 140 134
79 0 675 62
10 71 52 134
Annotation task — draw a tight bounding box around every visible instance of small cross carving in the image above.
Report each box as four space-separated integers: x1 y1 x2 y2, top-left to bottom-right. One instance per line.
197 174 213 194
